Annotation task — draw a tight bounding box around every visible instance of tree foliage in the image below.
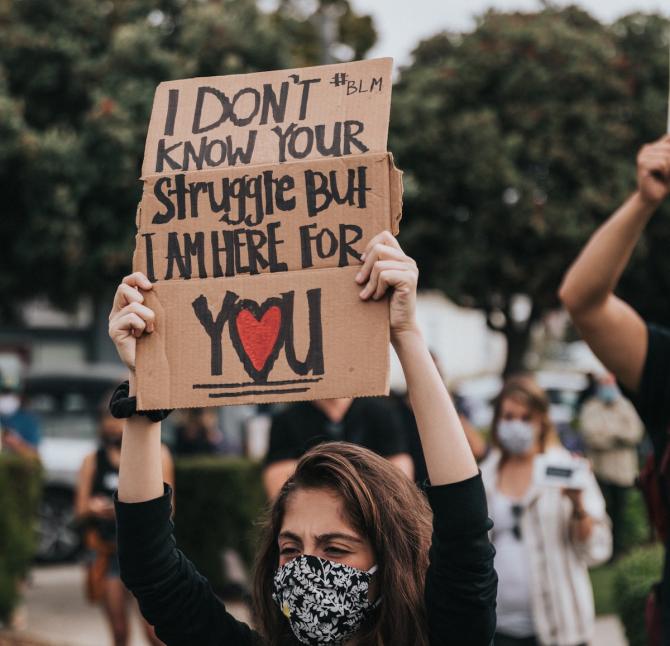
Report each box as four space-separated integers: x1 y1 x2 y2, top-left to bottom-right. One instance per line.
390 7 670 372
0 0 375 322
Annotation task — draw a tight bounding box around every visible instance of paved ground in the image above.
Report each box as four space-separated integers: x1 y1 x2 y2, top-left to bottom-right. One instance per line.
1 565 627 645
0 565 250 646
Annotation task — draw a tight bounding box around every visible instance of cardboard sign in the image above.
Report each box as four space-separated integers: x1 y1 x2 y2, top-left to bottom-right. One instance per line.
134 59 402 410
142 58 393 176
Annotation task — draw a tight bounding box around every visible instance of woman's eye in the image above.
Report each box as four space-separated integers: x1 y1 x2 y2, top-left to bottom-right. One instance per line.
325 547 348 556
280 547 300 556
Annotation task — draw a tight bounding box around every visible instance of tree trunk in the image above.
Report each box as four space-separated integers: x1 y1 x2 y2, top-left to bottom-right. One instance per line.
502 321 533 376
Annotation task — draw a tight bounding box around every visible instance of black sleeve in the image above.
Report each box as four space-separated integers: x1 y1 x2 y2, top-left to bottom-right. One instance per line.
424 473 497 646
264 408 300 466
114 486 259 646
623 323 670 434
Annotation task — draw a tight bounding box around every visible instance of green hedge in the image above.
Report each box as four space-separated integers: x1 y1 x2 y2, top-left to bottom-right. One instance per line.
620 486 653 553
174 457 267 593
613 543 664 646
0 455 42 622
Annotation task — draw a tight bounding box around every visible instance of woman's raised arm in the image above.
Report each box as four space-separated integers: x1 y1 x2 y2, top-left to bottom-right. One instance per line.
357 232 477 485
107 272 164 503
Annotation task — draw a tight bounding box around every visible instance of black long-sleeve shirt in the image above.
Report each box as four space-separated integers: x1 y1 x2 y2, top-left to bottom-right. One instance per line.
114 473 497 645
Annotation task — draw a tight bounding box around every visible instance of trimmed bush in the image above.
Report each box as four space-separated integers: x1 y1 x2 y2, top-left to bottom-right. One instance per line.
621 487 653 552
613 543 664 646
0 455 42 622
174 457 267 593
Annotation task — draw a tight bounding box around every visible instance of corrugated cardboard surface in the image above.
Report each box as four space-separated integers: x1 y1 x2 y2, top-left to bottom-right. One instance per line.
133 153 401 280
136 266 390 410
142 58 393 176
134 58 400 408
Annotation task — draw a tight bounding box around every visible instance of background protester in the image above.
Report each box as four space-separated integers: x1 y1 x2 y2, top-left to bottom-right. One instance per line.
394 390 487 484
107 233 497 645
481 375 611 646
262 396 414 498
75 405 173 646
173 408 223 457
560 134 670 644
579 372 644 559
0 372 40 460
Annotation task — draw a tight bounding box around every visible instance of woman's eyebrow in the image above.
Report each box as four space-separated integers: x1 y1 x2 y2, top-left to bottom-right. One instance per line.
278 531 363 544
315 532 363 544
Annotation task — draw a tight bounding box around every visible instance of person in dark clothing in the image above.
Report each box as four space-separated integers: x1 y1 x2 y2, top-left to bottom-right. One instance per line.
76 408 173 646
174 407 222 456
560 134 670 643
108 231 498 646
263 396 413 498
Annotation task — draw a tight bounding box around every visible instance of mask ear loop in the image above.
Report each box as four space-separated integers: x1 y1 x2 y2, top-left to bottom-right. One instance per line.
366 565 382 608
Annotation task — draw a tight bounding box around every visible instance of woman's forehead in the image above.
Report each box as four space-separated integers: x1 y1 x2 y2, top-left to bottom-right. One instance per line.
281 488 357 537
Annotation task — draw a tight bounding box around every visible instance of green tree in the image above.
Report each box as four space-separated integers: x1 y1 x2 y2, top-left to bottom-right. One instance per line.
0 0 375 349
390 7 670 374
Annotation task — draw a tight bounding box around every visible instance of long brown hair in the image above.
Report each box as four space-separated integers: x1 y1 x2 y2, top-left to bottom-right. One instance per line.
490 373 559 457
252 442 432 646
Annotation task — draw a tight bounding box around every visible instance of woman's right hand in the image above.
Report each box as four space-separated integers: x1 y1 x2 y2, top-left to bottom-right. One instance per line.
108 272 155 372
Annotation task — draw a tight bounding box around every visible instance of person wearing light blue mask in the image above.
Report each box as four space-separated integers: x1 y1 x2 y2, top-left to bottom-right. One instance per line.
480 375 611 646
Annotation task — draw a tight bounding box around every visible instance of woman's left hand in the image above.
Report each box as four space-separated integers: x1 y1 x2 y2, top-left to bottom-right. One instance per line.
355 231 419 341
563 489 587 518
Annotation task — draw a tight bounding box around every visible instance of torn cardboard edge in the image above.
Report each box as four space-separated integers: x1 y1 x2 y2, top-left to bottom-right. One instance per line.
136 265 390 410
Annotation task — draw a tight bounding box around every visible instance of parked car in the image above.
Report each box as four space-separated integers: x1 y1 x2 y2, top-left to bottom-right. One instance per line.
24 365 126 562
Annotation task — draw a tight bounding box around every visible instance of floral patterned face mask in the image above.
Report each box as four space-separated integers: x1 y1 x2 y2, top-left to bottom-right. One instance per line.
272 554 379 645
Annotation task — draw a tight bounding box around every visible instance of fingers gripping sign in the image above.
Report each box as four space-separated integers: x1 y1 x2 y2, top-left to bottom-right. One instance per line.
108 273 156 371
355 231 419 339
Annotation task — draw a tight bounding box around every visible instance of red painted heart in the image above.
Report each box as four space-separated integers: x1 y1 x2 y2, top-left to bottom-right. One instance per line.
235 306 282 373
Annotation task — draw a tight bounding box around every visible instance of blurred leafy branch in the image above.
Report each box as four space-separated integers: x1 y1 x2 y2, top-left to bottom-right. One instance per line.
3 3 670 374
0 0 375 323
390 7 670 373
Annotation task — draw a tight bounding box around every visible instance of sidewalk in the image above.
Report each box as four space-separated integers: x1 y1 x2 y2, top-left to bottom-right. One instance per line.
2 564 627 646
1 564 249 646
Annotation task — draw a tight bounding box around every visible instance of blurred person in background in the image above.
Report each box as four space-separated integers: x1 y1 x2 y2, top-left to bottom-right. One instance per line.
560 134 670 643
394 351 488 483
0 371 40 460
481 375 611 646
76 404 173 646
0 371 41 629
579 372 643 559
262 397 414 499
173 407 222 456
575 372 598 414
393 389 488 484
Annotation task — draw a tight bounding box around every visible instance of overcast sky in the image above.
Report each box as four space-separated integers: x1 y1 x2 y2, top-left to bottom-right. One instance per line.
351 0 669 64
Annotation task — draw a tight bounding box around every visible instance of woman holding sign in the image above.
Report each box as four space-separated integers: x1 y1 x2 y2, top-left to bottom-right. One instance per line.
480 375 610 646
107 231 497 646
